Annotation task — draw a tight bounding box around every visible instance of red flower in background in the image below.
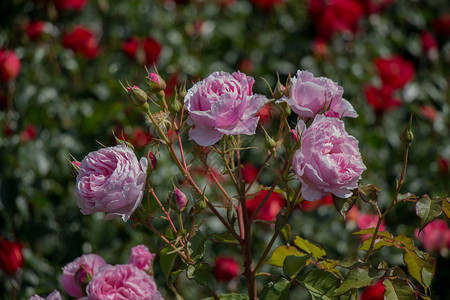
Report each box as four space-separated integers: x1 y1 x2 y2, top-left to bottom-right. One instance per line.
309 0 364 41
420 31 438 52
213 256 240 281
0 49 21 83
301 193 333 212
62 26 99 59
54 0 88 10
432 13 450 38
26 21 46 41
249 0 284 11
374 55 415 90
256 103 273 124
20 124 38 142
122 36 162 66
311 38 327 59
246 190 285 221
415 219 450 252
242 163 259 184
360 280 385 300
419 105 437 122
356 212 386 240
0 239 25 274
437 157 449 175
363 85 402 115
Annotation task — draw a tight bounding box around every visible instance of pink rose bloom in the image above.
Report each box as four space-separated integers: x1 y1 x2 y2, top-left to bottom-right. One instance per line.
415 219 450 252
29 290 61 300
129 245 156 273
62 254 106 298
356 213 386 240
184 71 269 146
86 264 163 300
293 115 366 201
75 144 148 221
278 70 357 119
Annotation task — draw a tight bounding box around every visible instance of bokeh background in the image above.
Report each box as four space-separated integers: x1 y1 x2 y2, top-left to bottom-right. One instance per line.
0 0 449 299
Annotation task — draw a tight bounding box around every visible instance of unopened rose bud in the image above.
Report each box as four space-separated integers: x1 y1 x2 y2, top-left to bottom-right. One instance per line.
126 85 149 111
274 80 286 100
173 188 188 212
400 115 414 148
178 80 187 100
227 201 237 226
71 160 81 176
169 92 182 114
147 72 166 92
148 151 157 170
263 129 277 152
196 192 207 211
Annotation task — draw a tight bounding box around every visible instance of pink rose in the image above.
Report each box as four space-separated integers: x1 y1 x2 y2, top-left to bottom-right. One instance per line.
29 290 61 300
278 70 357 119
213 256 241 281
62 254 106 298
293 115 366 201
129 245 156 273
75 144 148 221
86 264 163 300
184 71 269 146
0 49 21 83
415 219 450 252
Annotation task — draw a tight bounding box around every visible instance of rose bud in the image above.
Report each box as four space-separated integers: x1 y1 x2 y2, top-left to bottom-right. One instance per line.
148 151 157 170
147 72 166 92
360 280 385 300
126 85 149 108
0 238 25 274
171 188 188 212
213 256 240 281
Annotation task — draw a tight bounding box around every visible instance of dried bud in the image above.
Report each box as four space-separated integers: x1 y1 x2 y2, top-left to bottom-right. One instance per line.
148 111 171 139
263 128 277 153
169 91 182 114
227 201 237 226
147 72 166 92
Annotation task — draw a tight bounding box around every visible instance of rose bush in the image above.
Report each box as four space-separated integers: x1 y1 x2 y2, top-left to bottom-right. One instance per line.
74 144 148 221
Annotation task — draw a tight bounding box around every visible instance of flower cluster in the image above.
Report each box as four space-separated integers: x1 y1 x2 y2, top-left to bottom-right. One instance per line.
30 245 162 299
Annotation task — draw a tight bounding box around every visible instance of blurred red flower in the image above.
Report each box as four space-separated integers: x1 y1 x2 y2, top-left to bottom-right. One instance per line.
256 103 273 124
301 193 333 212
0 239 25 274
213 256 240 281
432 13 450 38
122 36 162 66
415 219 450 252
0 49 21 83
309 0 364 41
420 31 438 52
62 26 99 59
374 55 415 90
242 163 259 184
360 280 385 300
356 212 386 240
437 157 449 175
26 21 46 41
246 189 285 221
20 124 38 143
54 0 88 10
358 0 393 15
363 85 402 115
419 105 437 122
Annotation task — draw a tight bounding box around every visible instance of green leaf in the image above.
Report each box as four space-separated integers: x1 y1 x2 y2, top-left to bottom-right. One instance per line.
403 248 435 288
259 277 291 300
283 254 311 279
333 267 382 296
190 231 208 261
339 257 365 268
281 224 292 244
266 245 306 267
299 269 341 300
359 184 380 203
415 195 443 231
358 237 394 251
187 263 214 287
397 193 416 202
394 234 415 250
293 236 326 260
332 193 357 221
160 246 177 283
352 228 392 239
212 232 239 244
443 198 450 219
384 279 417 300
201 294 249 300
